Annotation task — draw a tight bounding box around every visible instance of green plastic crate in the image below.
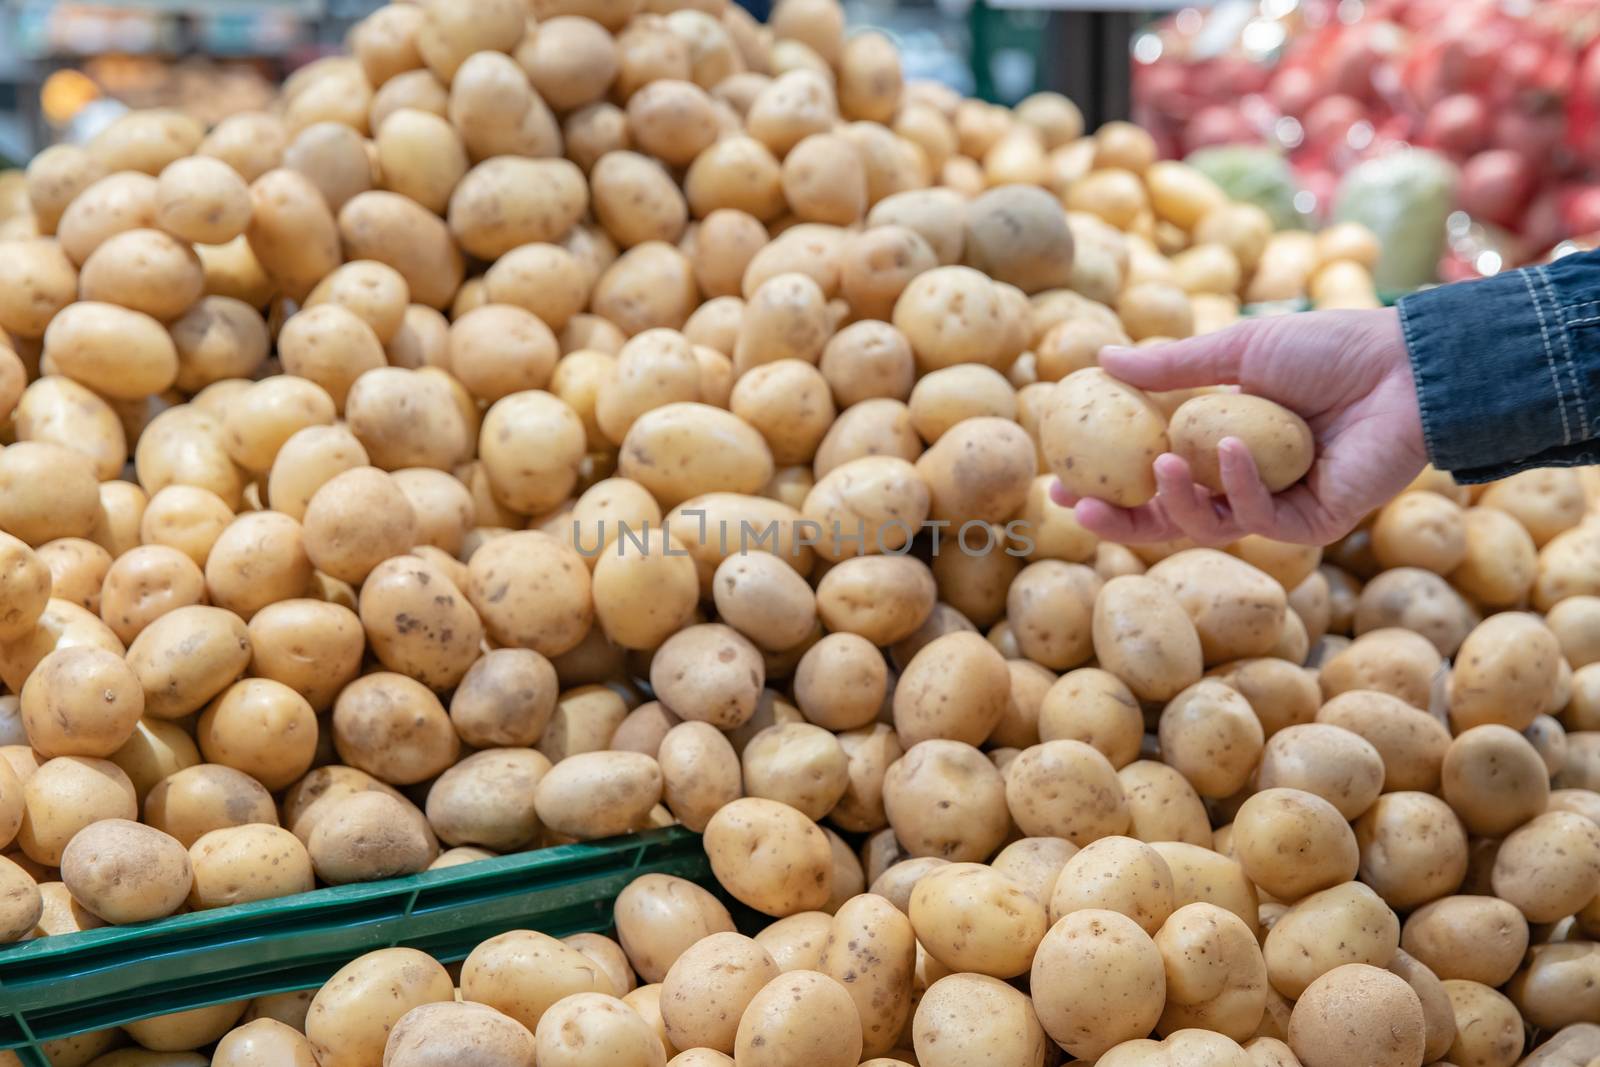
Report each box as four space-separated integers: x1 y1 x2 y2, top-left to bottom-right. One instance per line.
0 826 709 1066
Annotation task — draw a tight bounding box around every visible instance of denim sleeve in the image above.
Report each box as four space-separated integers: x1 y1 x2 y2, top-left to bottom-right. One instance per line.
1397 248 1600 483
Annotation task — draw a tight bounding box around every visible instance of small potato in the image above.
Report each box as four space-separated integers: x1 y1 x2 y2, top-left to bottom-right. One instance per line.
301 466 417 586
196 678 318 793
60 818 190 924
358 553 483 690
917 416 1036 525
619 402 773 508
1441 724 1550 837
893 631 1010 747
659 932 779 1053
730 359 836 464
188 823 313 909
1448 612 1561 733
814 554 937 646
1402 895 1529 988
169 295 271 391
246 599 363 712
705 798 832 916
306 948 453 1067
1168 394 1313 495
1491 810 1600 923
1288 964 1425 1067
1050 835 1174 932
18 756 137 865
0 237 78 340
122 1000 248 1054
1155 902 1269 1041
1157 680 1264 799
1234 788 1358 902
0 533 50 644
535 992 667 1067
1257 722 1384 821
892 266 1007 373
337 190 463 310
535 751 663 840
1319 627 1441 709
467 531 594 658
1030 908 1166 1061
1314 689 1450 792
713 552 816 653
613 873 735 984
56 171 160 266
42 301 178 400
1441 980 1522 1067
20 645 144 758
1043 368 1168 507
1148 548 1287 665
1263 882 1399 999
382 1002 536 1067
332 671 457 786
125 605 251 720
1006 739 1129 845
649 623 764 729
912 972 1047 1067
658 721 741 833
307 791 436 885
1093 575 1204 703
144 763 275 849
909 862 1046 979
1037 667 1142 768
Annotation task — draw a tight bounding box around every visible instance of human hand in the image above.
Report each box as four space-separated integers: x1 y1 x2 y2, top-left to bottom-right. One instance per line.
1051 307 1427 546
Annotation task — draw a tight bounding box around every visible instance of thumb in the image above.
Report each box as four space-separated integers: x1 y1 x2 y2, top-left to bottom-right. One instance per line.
1099 319 1261 391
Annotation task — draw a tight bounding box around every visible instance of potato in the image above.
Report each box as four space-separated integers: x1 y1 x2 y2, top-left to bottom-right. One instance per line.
169 296 271 392
656 932 780 1054
0 534 49 643
1255 722 1384 820
0 238 77 340
188 823 313 909
1030 908 1165 1060
1314 689 1450 793
1490 810 1600 922
1441 724 1549 837
1092 574 1204 703
1157 680 1265 799
617 402 773 507
17 755 137 865
1448 506 1537 607
892 631 1009 746
244 599 362 713
305 948 453 1067
1043 836 1172 937
1354 790 1469 909
121 604 249 721
1232 788 1358 902
959 185 1075 296
42 300 179 401
20 645 144 758
704 798 831 916
1043 368 1167 507
916 415 1035 524
534 750 662 840
122 1000 248 1053
1004 739 1128 846
23 144 106 236
382 1002 535 1067
643 623 762 729
811 399 921 482
59 818 189 924
1287 964 1424 1067
307 791 435 884
57 171 159 266
814 555 935 646
710 551 815 653
1263 882 1399 999
1154 902 1268 1041
614 873 736 984
143 762 275 851
1371 491 1468 574
1441 980 1522 1067
1033 668 1139 771
892 266 1008 373
531 992 666 1067
730 359 835 464
329 671 457 786
1167 394 1313 495
1402 895 1529 987
1319 627 1440 709
1447 612 1561 733
1508 943 1600 1032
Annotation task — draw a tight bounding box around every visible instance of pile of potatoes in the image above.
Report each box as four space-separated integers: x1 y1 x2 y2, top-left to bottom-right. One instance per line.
0 0 1594 1064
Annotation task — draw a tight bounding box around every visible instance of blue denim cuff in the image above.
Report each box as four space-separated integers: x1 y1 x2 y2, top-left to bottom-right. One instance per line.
1398 250 1600 483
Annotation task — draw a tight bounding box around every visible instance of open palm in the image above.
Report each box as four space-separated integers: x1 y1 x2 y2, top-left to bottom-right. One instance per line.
1051 308 1428 546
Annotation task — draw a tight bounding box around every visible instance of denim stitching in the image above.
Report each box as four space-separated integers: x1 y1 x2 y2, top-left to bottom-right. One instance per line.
1396 298 1442 465
1522 269 1573 445
1567 316 1600 328
1565 300 1600 320
1539 265 1590 440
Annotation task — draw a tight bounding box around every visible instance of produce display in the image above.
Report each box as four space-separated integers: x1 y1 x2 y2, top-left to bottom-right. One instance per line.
0 0 1595 1063
1133 0 1600 281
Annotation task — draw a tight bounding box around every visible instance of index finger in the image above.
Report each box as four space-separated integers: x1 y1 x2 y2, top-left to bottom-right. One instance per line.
1097 320 1258 392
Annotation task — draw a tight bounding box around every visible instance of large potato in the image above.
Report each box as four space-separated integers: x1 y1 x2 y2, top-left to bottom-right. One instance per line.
704 798 831 916
306 948 454 1067
1030 909 1166 1060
